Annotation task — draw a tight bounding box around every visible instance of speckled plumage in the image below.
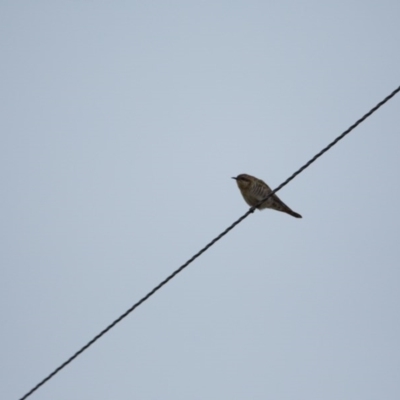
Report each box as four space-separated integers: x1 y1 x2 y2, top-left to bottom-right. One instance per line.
232 173 302 218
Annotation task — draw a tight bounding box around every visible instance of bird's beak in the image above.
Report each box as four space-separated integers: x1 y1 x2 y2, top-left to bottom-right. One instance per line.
231 177 237 180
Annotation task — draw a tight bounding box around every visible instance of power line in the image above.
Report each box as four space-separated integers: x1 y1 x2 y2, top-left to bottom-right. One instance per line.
18 85 400 400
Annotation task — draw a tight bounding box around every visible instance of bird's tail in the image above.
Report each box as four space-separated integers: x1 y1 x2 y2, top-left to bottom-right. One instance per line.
270 196 302 218
284 208 302 218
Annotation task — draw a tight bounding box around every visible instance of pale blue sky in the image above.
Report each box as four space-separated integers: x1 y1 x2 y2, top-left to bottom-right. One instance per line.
2 2 400 399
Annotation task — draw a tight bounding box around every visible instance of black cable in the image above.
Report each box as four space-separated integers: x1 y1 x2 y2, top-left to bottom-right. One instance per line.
18 85 400 400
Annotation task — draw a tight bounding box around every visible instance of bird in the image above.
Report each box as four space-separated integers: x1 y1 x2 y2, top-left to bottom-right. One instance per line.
232 173 302 218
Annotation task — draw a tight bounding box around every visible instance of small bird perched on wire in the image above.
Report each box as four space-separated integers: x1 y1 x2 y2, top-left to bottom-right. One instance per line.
232 173 302 218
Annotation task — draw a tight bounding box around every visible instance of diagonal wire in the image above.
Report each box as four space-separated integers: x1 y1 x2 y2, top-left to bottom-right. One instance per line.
18 85 400 400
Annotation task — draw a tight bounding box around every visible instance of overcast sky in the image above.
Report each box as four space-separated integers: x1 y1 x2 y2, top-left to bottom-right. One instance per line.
2 2 400 399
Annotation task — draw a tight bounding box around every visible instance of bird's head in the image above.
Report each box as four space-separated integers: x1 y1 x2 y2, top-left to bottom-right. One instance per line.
232 174 252 190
